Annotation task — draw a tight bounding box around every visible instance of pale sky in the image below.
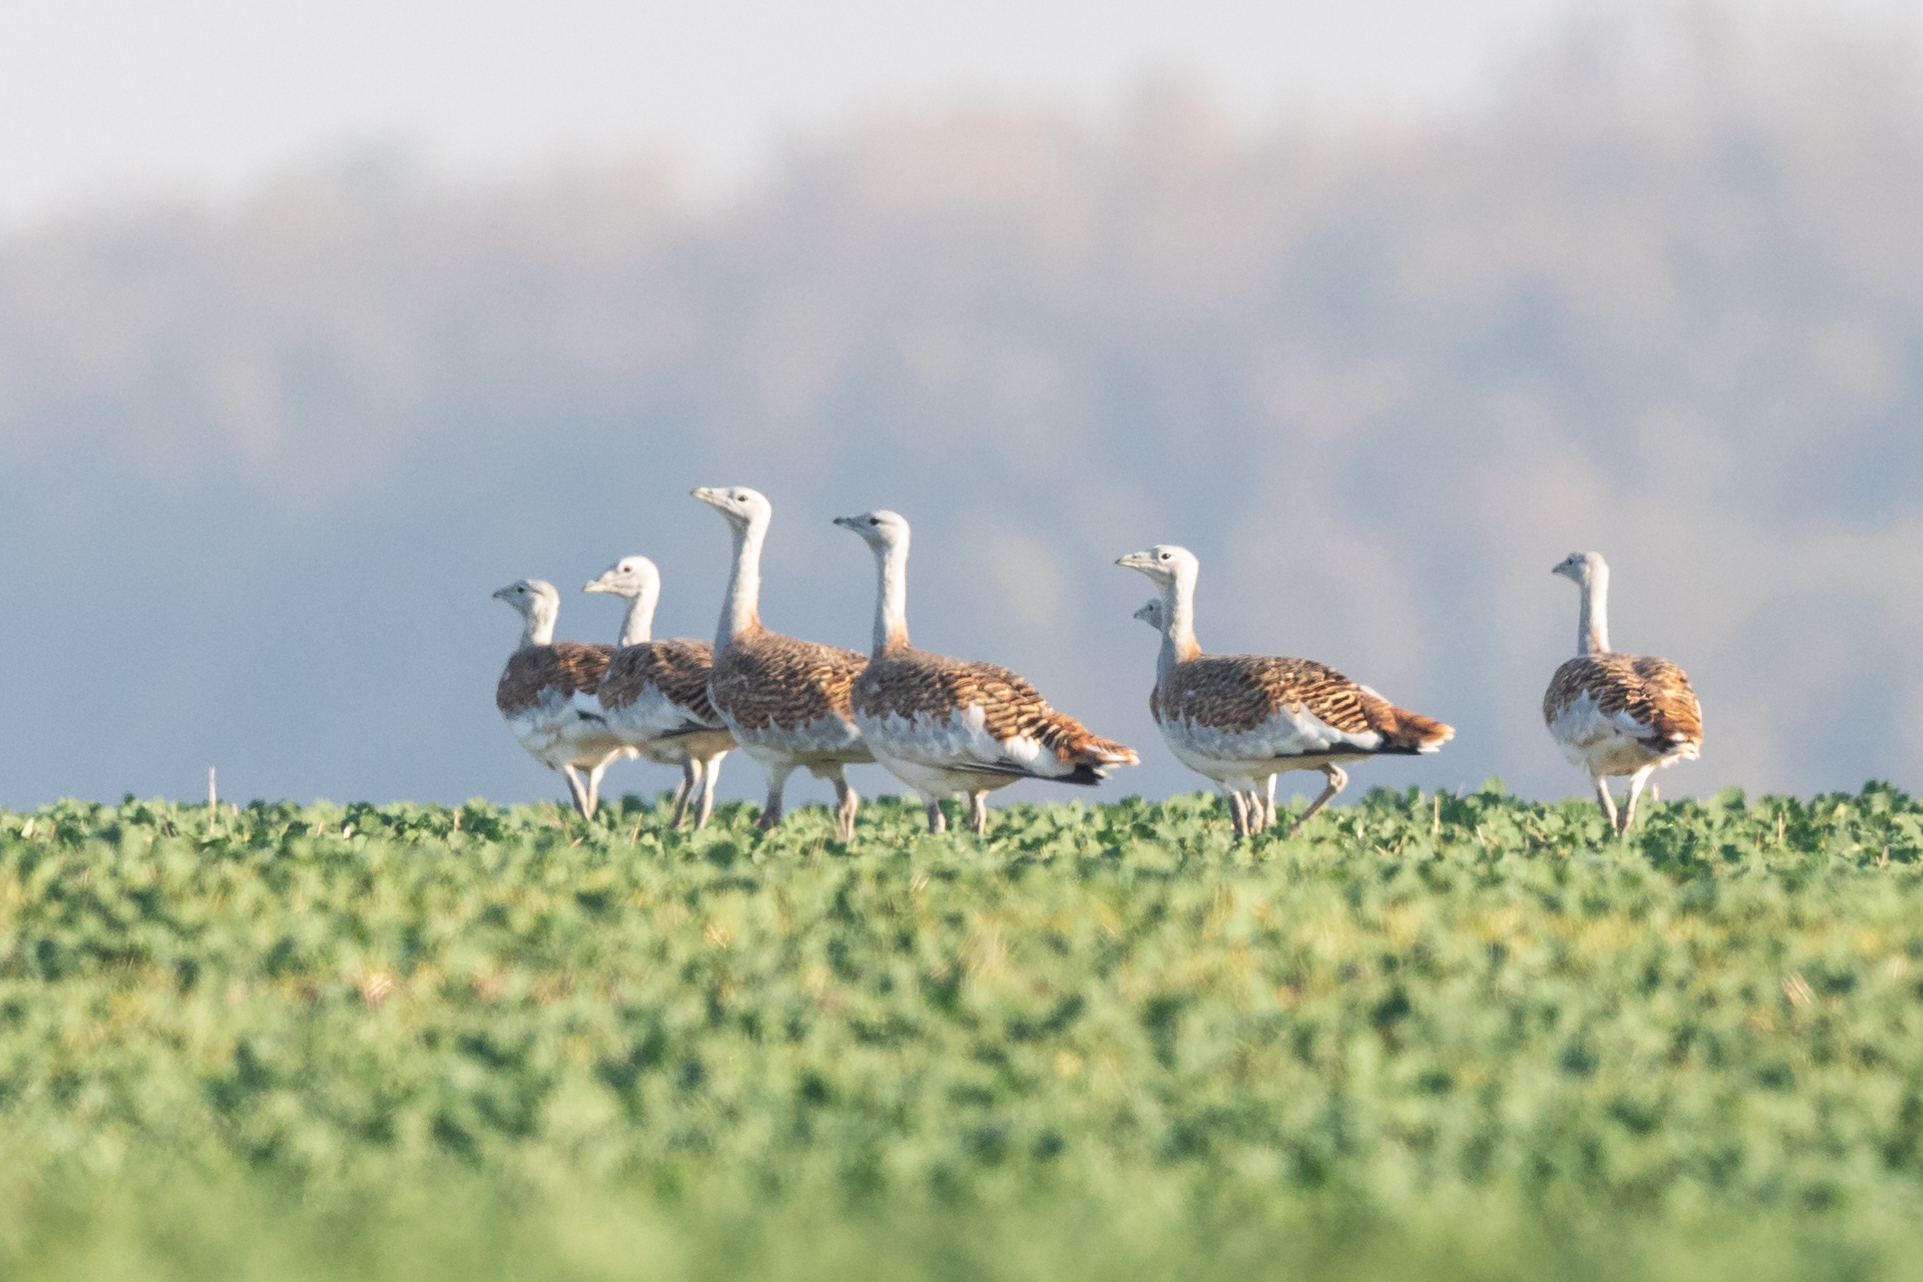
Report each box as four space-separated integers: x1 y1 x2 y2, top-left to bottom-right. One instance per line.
0 0 1580 224
2 1 1917 225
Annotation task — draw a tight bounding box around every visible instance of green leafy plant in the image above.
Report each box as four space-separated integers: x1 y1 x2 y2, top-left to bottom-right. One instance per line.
5 785 1923 1279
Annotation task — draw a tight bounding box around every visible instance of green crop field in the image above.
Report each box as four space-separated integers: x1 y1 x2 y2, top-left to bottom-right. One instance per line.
8 784 1923 1280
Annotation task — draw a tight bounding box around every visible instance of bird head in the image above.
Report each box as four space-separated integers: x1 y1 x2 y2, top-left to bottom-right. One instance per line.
691 485 771 531
493 578 561 642
1551 551 1608 585
492 578 558 616
584 555 661 599
1115 544 1198 590
832 509 911 555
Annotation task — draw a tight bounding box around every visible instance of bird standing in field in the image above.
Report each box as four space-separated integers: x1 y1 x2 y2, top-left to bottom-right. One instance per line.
1119 545 1453 838
693 486 873 840
583 556 736 830
493 578 625 819
1135 595 1273 828
1543 551 1702 834
836 510 1137 834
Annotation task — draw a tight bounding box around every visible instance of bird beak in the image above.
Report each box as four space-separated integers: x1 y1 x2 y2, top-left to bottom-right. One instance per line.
691 487 722 507
832 515 860 531
1115 551 1155 572
583 576 612 594
491 586 511 600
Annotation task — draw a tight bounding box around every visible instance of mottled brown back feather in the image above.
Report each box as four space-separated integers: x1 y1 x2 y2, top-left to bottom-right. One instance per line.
1157 654 1453 750
857 649 1138 765
599 638 721 725
711 627 868 732
1544 653 1703 751
496 641 613 714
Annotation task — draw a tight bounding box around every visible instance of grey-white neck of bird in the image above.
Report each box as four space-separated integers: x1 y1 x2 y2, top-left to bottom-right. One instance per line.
521 603 558 650
618 589 658 648
870 539 911 656
1158 579 1201 676
716 520 765 654
1577 568 1611 655
1153 631 1174 684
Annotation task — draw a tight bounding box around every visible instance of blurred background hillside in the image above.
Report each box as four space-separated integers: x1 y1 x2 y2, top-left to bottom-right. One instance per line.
4 2 1922 810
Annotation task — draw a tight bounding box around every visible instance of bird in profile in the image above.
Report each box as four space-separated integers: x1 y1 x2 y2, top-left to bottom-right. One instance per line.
1543 551 1702 834
1135 595 1273 828
583 556 736 830
1119 544 1453 837
693 486 873 840
492 578 625 819
836 509 1137 834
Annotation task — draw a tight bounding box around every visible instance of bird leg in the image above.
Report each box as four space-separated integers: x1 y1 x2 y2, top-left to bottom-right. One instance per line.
583 762 608 820
669 756 700 828
1621 764 1658 835
1289 765 1349 835
1262 776 1278 832
968 792 989 836
1592 776 1620 834
1239 790 1265 834
561 766 591 819
1248 785 1274 835
757 762 797 831
828 767 860 842
924 798 947 834
1226 789 1249 839
693 752 725 830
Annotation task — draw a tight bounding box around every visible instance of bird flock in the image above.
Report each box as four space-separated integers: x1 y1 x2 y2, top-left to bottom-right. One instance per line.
494 488 1703 839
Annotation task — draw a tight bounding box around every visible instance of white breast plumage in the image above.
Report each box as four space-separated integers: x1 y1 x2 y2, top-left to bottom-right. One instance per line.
834 509 1137 835
1542 552 1703 835
695 486 872 841
492 579 626 819
1120 545 1452 839
583 556 738 830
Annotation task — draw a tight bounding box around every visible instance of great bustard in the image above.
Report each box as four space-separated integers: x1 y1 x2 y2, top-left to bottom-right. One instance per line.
1118 545 1453 838
493 578 625 819
1544 551 1702 834
1133 595 1274 829
692 486 873 840
835 510 1137 834
583 556 737 830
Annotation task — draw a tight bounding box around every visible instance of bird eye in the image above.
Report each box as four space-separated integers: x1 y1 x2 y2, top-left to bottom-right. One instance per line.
868 517 879 526
1159 552 1170 561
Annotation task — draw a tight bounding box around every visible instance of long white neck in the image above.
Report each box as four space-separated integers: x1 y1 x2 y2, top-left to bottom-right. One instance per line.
618 588 658 647
521 601 557 649
1577 566 1610 656
716 516 766 653
870 538 910 656
1152 601 1175 683
1159 572 1202 675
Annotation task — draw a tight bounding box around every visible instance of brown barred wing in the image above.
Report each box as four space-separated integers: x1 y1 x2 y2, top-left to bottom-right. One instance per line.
858 650 1137 767
496 641 613 714
1160 654 1452 754
1545 653 1702 754
710 630 869 732
599 638 722 726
